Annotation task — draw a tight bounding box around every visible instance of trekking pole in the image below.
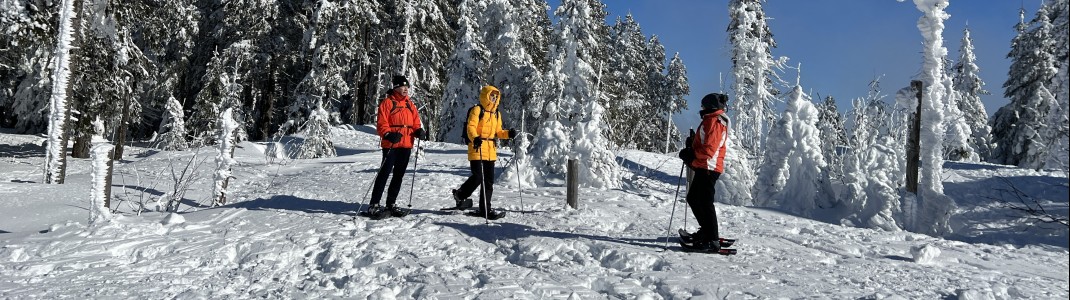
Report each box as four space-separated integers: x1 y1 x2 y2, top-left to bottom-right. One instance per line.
662 163 687 249
406 138 421 208
515 158 524 213
358 142 395 215
477 144 490 224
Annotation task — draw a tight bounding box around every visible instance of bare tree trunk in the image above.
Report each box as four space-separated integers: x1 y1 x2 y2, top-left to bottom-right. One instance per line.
906 80 923 194
112 96 130 160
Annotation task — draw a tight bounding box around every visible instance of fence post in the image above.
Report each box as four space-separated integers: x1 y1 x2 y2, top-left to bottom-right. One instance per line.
906 80 923 194
567 159 578 209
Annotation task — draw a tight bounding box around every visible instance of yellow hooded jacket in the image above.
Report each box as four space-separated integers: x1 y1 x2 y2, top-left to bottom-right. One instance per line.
466 86 511 161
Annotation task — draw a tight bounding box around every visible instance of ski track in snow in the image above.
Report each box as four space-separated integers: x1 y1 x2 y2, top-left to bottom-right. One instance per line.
0 128 1067 299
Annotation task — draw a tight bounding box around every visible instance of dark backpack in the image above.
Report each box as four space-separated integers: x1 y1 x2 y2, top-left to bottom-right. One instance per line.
461 105 500 145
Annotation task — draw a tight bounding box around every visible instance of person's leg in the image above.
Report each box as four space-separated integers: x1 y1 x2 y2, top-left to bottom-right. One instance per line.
456 160 482 199
369 149 396 207
479 160 495 211
385 148 412 207
686 170 717 241
707 171 722 240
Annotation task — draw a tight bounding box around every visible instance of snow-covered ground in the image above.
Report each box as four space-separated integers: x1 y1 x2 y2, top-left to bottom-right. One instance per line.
1 128 1067 299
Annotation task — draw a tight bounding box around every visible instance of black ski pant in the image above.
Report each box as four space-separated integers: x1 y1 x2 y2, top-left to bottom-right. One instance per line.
456 160 495 211
370 147 412 208
686 169 721 242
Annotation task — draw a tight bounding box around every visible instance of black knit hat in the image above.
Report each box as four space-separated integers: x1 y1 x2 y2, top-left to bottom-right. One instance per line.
701 93 728 110
391 75 410 90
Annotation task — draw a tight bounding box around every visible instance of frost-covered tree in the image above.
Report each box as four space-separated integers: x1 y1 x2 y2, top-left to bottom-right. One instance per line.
43 0 82 184
213 108 239 207
662 53 690 153
296 101 336 159
991 5 1059 168
1046 56 1070 170
816 95 848 178
190 44 253 146
153 96 189 151
529 0 617 188
484 0 544 144
727 0 783 162
439 0 487 143
842 79 907 231
951 26 992 159
754 84 833 216
904 0 957 236
604 14 649 147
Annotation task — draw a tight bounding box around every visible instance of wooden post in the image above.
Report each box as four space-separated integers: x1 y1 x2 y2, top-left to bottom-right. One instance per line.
567 159 578 209
906 80 923 194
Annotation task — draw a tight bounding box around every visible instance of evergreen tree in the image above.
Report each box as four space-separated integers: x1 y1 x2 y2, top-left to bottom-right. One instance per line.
1043 0 1069 170
662 53 690 153
296 101 337 159
44 0 82 184
754 85 833 216
991 5 1059 168
529 0 618 188
153 96 189 151
1 0 63 132
843 78 906 231
439 0 488 143
604 14 649 149
727 0 783 162
951 27 993 159
484 0 544 143
816 95 848 178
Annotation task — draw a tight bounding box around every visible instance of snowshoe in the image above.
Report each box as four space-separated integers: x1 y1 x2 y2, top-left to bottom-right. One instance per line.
467 209 506 220
388 206 411 217
679 240 737 255
679 229 736 248
361 205 390 220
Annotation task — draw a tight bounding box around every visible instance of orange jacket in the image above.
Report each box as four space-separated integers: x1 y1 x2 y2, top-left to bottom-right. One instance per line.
690 109 729 173
466 86 511 161
376 92 422 149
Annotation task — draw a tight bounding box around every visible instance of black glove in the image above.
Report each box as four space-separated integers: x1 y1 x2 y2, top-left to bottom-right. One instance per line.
412 128 428 140
678 147 695 164
472 137 483 148
507 129 517 139
384 132 402 144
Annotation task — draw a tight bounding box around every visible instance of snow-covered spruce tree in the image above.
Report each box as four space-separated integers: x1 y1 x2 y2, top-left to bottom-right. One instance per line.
905 0 957 236
384 0 455 139
1046 54 1070 170
439 0 488 143
754 84 834 216
484 0 545 142
817 95 848 178
43 0 82 184
636 36 671 152
842 83 906 231
662 53 691 153
604 14 649 148
990 5 1059 168
1 0 63 133
529 0 617 188
296 100 336 159
727 0 783 163
190 44 252 145
717 130 757 207
951 26 993 159
89 118 113 224
942 85 975 161
213 108 239 207
154 96 189 151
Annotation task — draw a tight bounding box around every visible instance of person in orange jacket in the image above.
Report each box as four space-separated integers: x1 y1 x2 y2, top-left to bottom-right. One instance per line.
366 75 428 219
678 93 730 250
450 85 516 220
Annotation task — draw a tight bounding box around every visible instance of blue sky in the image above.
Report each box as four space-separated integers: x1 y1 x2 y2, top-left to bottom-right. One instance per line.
546 0 1042 128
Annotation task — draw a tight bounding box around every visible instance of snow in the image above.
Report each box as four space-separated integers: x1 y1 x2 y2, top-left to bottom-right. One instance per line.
1 128 1067 298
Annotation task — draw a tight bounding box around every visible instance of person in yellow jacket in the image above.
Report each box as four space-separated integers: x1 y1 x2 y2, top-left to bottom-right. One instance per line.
451 85 517 220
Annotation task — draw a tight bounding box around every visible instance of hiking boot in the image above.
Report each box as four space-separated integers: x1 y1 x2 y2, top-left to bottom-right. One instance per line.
365 204 389 220
452 189 473 209
473 208 506 220
388 206 411 217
